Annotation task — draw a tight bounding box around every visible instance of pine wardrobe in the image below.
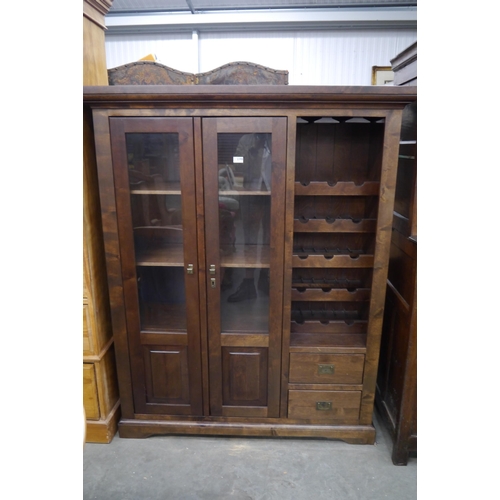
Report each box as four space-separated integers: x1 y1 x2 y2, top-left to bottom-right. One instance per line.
84 85 416 443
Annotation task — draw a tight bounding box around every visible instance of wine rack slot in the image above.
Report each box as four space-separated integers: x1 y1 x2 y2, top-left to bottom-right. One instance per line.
294 181 380 196
290 320 367 334
292 269 372 288
294 217 376 233
292 253 374 268
291 287 371 301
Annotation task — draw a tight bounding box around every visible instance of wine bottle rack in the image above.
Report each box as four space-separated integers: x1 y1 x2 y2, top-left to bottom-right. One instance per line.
290 116 383 349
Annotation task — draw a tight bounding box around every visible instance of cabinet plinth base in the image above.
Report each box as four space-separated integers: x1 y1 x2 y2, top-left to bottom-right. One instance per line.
118 419 376 444
85 400 121 444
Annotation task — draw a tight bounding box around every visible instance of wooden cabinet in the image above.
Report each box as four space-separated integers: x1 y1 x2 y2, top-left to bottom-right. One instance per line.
83 0 120 443
375 41 417 465
84 85 416 443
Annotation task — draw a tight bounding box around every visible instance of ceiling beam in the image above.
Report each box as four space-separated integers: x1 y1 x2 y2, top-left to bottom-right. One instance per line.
105 7 417 34
184 0 196 15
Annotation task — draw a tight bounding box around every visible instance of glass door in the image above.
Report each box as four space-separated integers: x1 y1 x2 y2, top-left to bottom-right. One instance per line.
203 117 287 418
109 117 203 415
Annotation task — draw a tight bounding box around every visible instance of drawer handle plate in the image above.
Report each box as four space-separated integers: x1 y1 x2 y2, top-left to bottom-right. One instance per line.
318 364 335 375
316 401 332 411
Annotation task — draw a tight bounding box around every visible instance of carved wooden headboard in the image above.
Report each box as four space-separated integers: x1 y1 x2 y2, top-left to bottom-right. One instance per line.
108 60 289 85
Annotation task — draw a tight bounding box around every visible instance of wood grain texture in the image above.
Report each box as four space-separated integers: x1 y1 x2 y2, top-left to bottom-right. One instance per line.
376 215 417 464
92 109 135 418
375 42 417 464
83 1 118 443
84 85 417 108
222 348 268 407
85 400 121 444
359 109 403 424
288 390 361 423
289 353 365 384
83 363 99 419
83 18 108 85
193 117 211 416
109 117 204 417
84 347 120 443
83 108 113 358
84 85 416 442
117 418 375 444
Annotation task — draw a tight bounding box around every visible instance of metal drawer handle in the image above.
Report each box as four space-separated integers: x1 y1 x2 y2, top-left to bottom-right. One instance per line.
316 401 332 411
318 364 334 375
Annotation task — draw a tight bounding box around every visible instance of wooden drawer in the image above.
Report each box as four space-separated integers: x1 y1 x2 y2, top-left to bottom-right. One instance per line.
288 390 361 423
83 363 100 420
289 353 365 384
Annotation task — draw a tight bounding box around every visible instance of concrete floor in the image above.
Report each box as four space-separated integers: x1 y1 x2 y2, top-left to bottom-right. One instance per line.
83 410 416 500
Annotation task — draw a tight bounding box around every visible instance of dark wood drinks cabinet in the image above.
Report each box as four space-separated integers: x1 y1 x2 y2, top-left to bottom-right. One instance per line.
84 85 416 443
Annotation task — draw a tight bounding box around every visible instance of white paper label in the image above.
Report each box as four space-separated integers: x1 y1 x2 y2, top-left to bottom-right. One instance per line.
233 156 244 163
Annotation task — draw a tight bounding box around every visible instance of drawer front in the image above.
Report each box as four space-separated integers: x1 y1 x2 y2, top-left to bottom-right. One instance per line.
83 363 100 420
288 390 361 423
289 353 365 384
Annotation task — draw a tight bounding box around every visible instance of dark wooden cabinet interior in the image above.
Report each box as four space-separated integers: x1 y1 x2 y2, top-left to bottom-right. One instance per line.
84 85 416 443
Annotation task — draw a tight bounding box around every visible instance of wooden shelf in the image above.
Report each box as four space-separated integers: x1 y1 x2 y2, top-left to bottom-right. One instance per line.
130 181 181 195
221 245 270 268
135 245 184 266
292 253 374 268
291 287 370 302
290 332 367 352
140 303 187 332
291 278 364 289
294 181 379 196
291 320 367 334
220 189 271 196
294 218 376 233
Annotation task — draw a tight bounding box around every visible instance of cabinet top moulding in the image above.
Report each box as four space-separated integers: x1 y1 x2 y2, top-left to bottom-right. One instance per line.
83 85 417 109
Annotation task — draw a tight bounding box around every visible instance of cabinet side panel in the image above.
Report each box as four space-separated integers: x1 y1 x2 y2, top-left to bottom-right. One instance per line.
92 110 136 418
83 106 113 354
360 109 403 424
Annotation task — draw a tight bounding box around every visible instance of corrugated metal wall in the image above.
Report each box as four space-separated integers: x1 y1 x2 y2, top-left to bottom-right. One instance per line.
105 29 416 85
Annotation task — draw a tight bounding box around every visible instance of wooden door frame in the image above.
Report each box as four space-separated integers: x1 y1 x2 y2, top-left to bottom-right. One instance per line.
108 116 204 416
202 116 287 418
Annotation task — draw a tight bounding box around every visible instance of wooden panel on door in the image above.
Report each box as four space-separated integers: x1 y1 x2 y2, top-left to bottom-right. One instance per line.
222 347 268 408
142 345 195 414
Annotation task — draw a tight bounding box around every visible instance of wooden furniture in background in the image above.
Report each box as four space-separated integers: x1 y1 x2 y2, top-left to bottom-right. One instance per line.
108 61 289 86
84 84 416 443
83 0 120 443
375 41 417 465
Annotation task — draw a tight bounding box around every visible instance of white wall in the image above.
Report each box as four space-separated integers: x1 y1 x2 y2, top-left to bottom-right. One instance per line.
105 32 195 73
105 29 416 85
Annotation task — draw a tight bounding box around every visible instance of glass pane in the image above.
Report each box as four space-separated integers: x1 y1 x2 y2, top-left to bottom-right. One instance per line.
126 133 187 332
217 133 272 333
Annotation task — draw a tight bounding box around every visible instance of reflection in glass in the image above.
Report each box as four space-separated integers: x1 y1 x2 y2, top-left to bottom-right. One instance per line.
126 133 187 332
217 133 272 333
